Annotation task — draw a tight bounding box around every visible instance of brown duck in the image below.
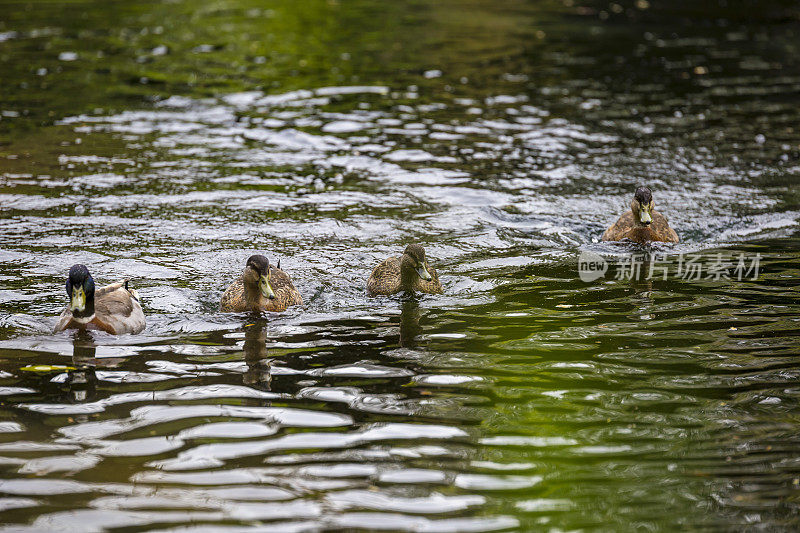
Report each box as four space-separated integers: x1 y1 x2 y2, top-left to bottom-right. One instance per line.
602 186 679 244
220 254 302 313
54 264 145 335
367 244 443 296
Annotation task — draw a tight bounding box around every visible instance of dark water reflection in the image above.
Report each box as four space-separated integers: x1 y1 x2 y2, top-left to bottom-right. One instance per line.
1 0 799 530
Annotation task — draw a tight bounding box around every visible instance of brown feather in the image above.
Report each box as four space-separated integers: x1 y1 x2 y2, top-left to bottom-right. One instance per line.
602 209 679 243
220 266 303 313
367 255 443 296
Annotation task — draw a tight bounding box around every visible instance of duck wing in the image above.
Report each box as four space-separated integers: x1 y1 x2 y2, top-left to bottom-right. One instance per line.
602 210 636 241
94 280 145 334
268 267 303 310
220 277 247 312
367 257 402 296
419 265 443 294
53 308 73 333
651 211 679 243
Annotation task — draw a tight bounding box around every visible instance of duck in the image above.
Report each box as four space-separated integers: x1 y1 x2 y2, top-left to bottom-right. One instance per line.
602 186 679 244
367 244 443 296
54 264 146 334
220 254 302 313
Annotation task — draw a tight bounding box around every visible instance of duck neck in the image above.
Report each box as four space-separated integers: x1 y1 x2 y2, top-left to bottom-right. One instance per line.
400 255 419 291
243 279 265 306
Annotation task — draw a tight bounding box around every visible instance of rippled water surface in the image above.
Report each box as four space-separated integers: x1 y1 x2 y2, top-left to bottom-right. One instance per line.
1 0 800 530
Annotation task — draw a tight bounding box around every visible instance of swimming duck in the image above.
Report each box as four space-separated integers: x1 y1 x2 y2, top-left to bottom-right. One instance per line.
54 264 145 335
220 254 302 313
602 186 679 244
367 244 443 296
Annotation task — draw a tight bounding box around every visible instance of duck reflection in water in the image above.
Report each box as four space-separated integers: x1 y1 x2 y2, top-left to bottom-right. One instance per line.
66 331 99 404
399 297 423 348
243 319 272 390
611 251 671 284
618 252 662 320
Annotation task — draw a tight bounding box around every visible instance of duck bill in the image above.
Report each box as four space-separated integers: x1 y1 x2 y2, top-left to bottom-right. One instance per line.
259 275 276 300
416 264 433 281
70 287 86 312
639 207 652 225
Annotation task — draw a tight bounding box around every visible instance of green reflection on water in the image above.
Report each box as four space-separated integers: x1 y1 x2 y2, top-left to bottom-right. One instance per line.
0 0 561 145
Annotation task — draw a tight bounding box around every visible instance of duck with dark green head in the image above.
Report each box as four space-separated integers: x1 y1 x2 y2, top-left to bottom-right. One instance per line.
367 244 443 296
220 254 303 313
54 264 145 334
602 186 679 244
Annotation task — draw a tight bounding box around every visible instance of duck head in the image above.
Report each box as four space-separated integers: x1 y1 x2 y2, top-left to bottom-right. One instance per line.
631 186 654 226
66 264 95 318
243 255 276 300
401 244 433 282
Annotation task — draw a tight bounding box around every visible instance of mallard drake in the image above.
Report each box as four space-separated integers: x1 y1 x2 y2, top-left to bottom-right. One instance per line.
220 254 302 313
367 244 443 296
54 264 145 334
602 186 679 244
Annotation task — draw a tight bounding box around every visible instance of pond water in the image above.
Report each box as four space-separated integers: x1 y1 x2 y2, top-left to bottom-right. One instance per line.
1 0 799 530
